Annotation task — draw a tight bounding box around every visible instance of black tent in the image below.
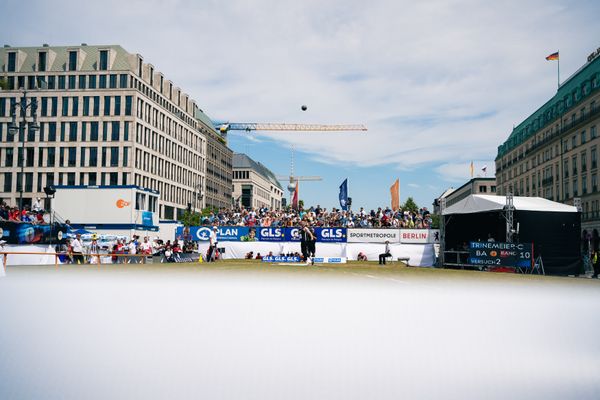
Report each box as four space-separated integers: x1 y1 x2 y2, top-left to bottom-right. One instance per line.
442 195 581 275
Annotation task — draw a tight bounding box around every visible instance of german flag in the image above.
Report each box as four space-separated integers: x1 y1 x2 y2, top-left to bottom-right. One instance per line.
546 51 559 61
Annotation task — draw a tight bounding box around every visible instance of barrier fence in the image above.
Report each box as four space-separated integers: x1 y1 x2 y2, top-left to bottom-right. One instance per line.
0 251 156 268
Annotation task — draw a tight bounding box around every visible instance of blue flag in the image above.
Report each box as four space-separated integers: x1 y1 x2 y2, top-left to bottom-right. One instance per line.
339 178 348 211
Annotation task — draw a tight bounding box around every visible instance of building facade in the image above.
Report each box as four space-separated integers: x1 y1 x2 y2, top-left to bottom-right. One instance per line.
205 126 233 209
439 177 496 208
495 47 600 233
232 153 284 210
0 44 229 221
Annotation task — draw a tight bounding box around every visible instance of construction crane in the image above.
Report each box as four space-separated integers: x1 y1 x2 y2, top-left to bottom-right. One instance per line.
213 121 367 208
215 122 367 135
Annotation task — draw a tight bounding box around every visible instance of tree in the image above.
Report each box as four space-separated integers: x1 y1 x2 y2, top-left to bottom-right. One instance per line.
0 78 7 91
430 214 440 229
402 197 419 213
298 199 304 209
179 210 201 227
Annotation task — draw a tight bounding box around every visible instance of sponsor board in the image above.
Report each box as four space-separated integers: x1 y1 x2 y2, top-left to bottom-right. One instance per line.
347 229 400 243
262 256 302 262
312 257 347 264
315 227 347 243
0 221 67 245
468 241 533 268
176 226 250 241
400 229 440 244
257 227 286 242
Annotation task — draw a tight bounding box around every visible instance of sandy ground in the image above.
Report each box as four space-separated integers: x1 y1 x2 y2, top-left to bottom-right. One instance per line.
1 261 599 399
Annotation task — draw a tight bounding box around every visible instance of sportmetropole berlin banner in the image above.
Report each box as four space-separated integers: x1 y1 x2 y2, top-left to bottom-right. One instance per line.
176 226 439 244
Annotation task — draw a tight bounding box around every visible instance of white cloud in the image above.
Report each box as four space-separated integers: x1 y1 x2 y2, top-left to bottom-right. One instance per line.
4 0 598 186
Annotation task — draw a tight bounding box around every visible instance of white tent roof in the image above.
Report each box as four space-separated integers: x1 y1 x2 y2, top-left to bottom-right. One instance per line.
443 195 578 215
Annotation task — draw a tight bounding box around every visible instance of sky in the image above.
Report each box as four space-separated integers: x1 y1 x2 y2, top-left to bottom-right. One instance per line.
3 0 600 210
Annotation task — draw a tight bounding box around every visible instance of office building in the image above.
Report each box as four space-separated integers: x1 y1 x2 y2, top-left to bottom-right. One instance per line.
496 47 600 233
232 153 284 209
0 44 231 220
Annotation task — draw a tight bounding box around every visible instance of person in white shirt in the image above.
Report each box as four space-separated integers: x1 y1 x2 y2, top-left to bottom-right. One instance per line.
207 226 218 262
71 234 84 264
32 197 43 213
128 240 138 263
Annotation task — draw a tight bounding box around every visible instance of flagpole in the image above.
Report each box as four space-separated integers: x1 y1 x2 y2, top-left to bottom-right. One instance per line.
557 49 560 89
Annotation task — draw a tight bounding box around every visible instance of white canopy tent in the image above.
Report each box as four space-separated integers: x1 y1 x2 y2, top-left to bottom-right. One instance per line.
443 195 578 215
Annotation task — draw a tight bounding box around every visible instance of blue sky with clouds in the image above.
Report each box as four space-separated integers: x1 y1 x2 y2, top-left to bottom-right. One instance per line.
3 0 600 210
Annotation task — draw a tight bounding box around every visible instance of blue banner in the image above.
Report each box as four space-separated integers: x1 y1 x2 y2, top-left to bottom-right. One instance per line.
176 226 250 242
262 256 302 262
257 227 286 242
0 221 67 245
175 226 347 243
141 211 153 227
285 227 302 242
315 227 347 243
339 178 348 211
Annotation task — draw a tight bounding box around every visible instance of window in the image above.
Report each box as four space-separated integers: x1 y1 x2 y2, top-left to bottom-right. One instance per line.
109 74 117 88
582 151 588 172
581 130 586 144
103 122 109 141
592 125 597 139
68 75 76 89
58 75 66 89
593 174 598 192
68 147 76 167
89 148 97 166
572 135 577 148
110 172 118 185
67 173 75 186
88 75 96 89
123 147 129 167
62 97 69 116
114 96 121 116
583 176 588 195
99 50 108 70
124 122 130 141
81 122 87 141
38 52 47 71
79 75 86 89
573 179 578 197
88 172 97 186
7 52 16 72
47 75 55 89
99 75 107 89
593 147 598 169
120 74 128 88
90 122 99 141
68 51 77 71
72 97 79 116
4 148 13 167
83 96 90 116
104 96 111 116
101 147 107 167
111 121 120 141
93 96 100 116
125 96 132 115
479 185 487 193
69 122 77 141
110 147 119 166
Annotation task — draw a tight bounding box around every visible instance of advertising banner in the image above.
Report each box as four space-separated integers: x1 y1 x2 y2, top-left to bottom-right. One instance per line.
285 227 302 242
0 221 67 245
257 227 287 242
468 241 533 268
262 255 302 262
141 211 153 227
314 227 347 243
176 226 251 242
347 229 400 243
400 229 440 244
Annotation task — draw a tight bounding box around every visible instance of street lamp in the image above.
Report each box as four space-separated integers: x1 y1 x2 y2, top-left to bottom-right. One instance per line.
194 183 204 213
8 89 40 211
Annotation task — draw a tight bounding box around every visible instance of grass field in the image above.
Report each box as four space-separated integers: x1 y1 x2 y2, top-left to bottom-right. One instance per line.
1 260 599 399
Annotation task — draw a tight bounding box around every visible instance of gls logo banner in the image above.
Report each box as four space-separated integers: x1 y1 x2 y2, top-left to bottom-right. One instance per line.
315 228 347 243
285 228 302 242
258 228 286 242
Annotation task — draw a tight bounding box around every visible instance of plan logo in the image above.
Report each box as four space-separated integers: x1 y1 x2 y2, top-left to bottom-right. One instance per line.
195 227 212 241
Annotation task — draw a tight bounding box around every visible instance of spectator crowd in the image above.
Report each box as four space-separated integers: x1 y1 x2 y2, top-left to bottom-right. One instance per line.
0 199 50 224
195 205 434 229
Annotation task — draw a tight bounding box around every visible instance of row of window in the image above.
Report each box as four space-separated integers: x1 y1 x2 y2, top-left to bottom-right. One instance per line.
6 50 111 73
0 146 129 168
134 148 201 190
2 171 128 193
2 72 129 92
133 173 197 207
501 172 599 199
0 95 133 118
134 123 204 172
0 121 131 143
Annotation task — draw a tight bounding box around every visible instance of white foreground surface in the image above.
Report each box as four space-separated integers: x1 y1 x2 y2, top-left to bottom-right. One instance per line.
0 266 599 399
